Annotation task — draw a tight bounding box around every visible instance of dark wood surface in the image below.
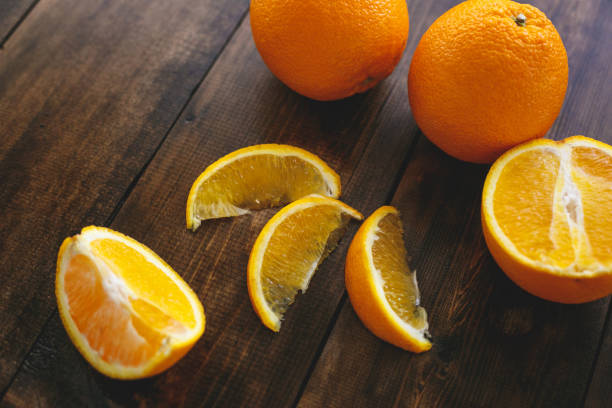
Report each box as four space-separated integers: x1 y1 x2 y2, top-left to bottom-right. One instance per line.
0 0 37 45
0 0 610 407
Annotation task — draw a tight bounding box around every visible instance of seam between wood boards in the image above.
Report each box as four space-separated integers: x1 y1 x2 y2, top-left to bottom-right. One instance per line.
580 299 612 407
290 132 424 408
0 0 42 49
0 9 249 403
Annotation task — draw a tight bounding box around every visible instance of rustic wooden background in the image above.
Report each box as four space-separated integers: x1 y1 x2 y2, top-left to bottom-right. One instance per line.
1 0 610 406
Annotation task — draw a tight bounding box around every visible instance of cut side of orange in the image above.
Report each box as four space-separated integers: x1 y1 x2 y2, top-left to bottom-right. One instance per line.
186 144 341 230
345 206 431 352
482 136 612 303
247 195 362 331
56 226 205 379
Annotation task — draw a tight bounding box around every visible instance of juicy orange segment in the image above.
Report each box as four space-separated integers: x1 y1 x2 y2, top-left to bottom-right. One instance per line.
247 195 362 331
345 206 431 352
482 136 612 303
186 144 341 230
372 212 428 330
56 226 205 379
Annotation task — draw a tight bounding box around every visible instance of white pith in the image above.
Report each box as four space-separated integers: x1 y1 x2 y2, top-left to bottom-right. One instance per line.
485 139 610 276
57 227 204 374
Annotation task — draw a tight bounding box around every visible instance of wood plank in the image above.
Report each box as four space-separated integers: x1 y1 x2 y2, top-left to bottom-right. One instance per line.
0 0 37 45
297 0 612 407
0 0 249 394
300 138 610 408
585 311 612 408
1 2 446 405
572 4 612 404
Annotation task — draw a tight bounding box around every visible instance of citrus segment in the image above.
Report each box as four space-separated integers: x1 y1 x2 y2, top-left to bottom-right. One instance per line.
56 226 205 379
570 146 612 264
248 195 362 331
89 238 198 329
482 136 612 303
492 148 574 268
186 144 341 230
372 212 428 330
345 206 431 352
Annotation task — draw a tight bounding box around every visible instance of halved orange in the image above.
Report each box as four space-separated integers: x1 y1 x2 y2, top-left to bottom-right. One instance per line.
482 136 612 303
345 206 431 352
248 195 362 331
56 226 205 379
186 144 341 230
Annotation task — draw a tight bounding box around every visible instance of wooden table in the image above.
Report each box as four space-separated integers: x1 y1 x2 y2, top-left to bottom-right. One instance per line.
1 0 610 406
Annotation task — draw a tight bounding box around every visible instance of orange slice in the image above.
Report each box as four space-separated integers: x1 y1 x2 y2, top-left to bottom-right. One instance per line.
186 144 341 230
345 206 431 352
56 226 205 379
482 136 612 303
248 195 362 331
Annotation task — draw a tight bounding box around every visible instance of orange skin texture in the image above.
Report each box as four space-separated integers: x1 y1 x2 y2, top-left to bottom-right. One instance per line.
250 0 409 101
408 0 568 163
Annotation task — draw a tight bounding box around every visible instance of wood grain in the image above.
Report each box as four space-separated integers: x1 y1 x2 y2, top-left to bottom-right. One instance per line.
0 0 249 395
585 311 612 408
1 3 446 405
298 0 612 407
0 0 38 45
1 0 610 406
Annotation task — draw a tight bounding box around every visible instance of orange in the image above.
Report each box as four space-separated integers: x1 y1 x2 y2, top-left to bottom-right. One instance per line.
56 226 205 379
408 0 568 163
345 206 431 352
186 144 341 230
482 136 612 303
248 195 362 331
250 0 409 101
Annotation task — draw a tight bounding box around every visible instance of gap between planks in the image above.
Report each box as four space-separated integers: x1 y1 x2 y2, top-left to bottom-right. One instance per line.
290 132 425 408
581 298 612 407
0 0 41 49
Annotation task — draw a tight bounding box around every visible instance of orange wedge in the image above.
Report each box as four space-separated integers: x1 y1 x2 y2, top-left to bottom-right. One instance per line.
482 136 612 303
345 206 431 352
186 144 341 230
248 195 362 331
56 226 205 379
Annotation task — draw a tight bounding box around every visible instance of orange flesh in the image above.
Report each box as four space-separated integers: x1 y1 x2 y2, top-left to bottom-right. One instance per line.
492 143 612 271
372 213 427 329
195 154 331 220
260 204 351 317
64 255 166 366
90 239 196 329
571 147 612 265
64 238 196 367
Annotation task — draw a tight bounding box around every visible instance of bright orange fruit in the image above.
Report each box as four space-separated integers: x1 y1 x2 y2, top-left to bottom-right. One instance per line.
250 0 409 101
56 226 205 379
408 0 568 163
345 206 431 352
186 144 341 231
482 136 612 303
248 195 362 331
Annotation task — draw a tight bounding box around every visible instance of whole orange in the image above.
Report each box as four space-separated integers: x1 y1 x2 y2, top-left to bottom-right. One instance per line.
408 0 568 163
250 0 409 101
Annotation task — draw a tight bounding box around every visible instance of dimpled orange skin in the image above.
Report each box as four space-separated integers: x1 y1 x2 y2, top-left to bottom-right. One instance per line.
250 0 409 101
408 0 568 163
